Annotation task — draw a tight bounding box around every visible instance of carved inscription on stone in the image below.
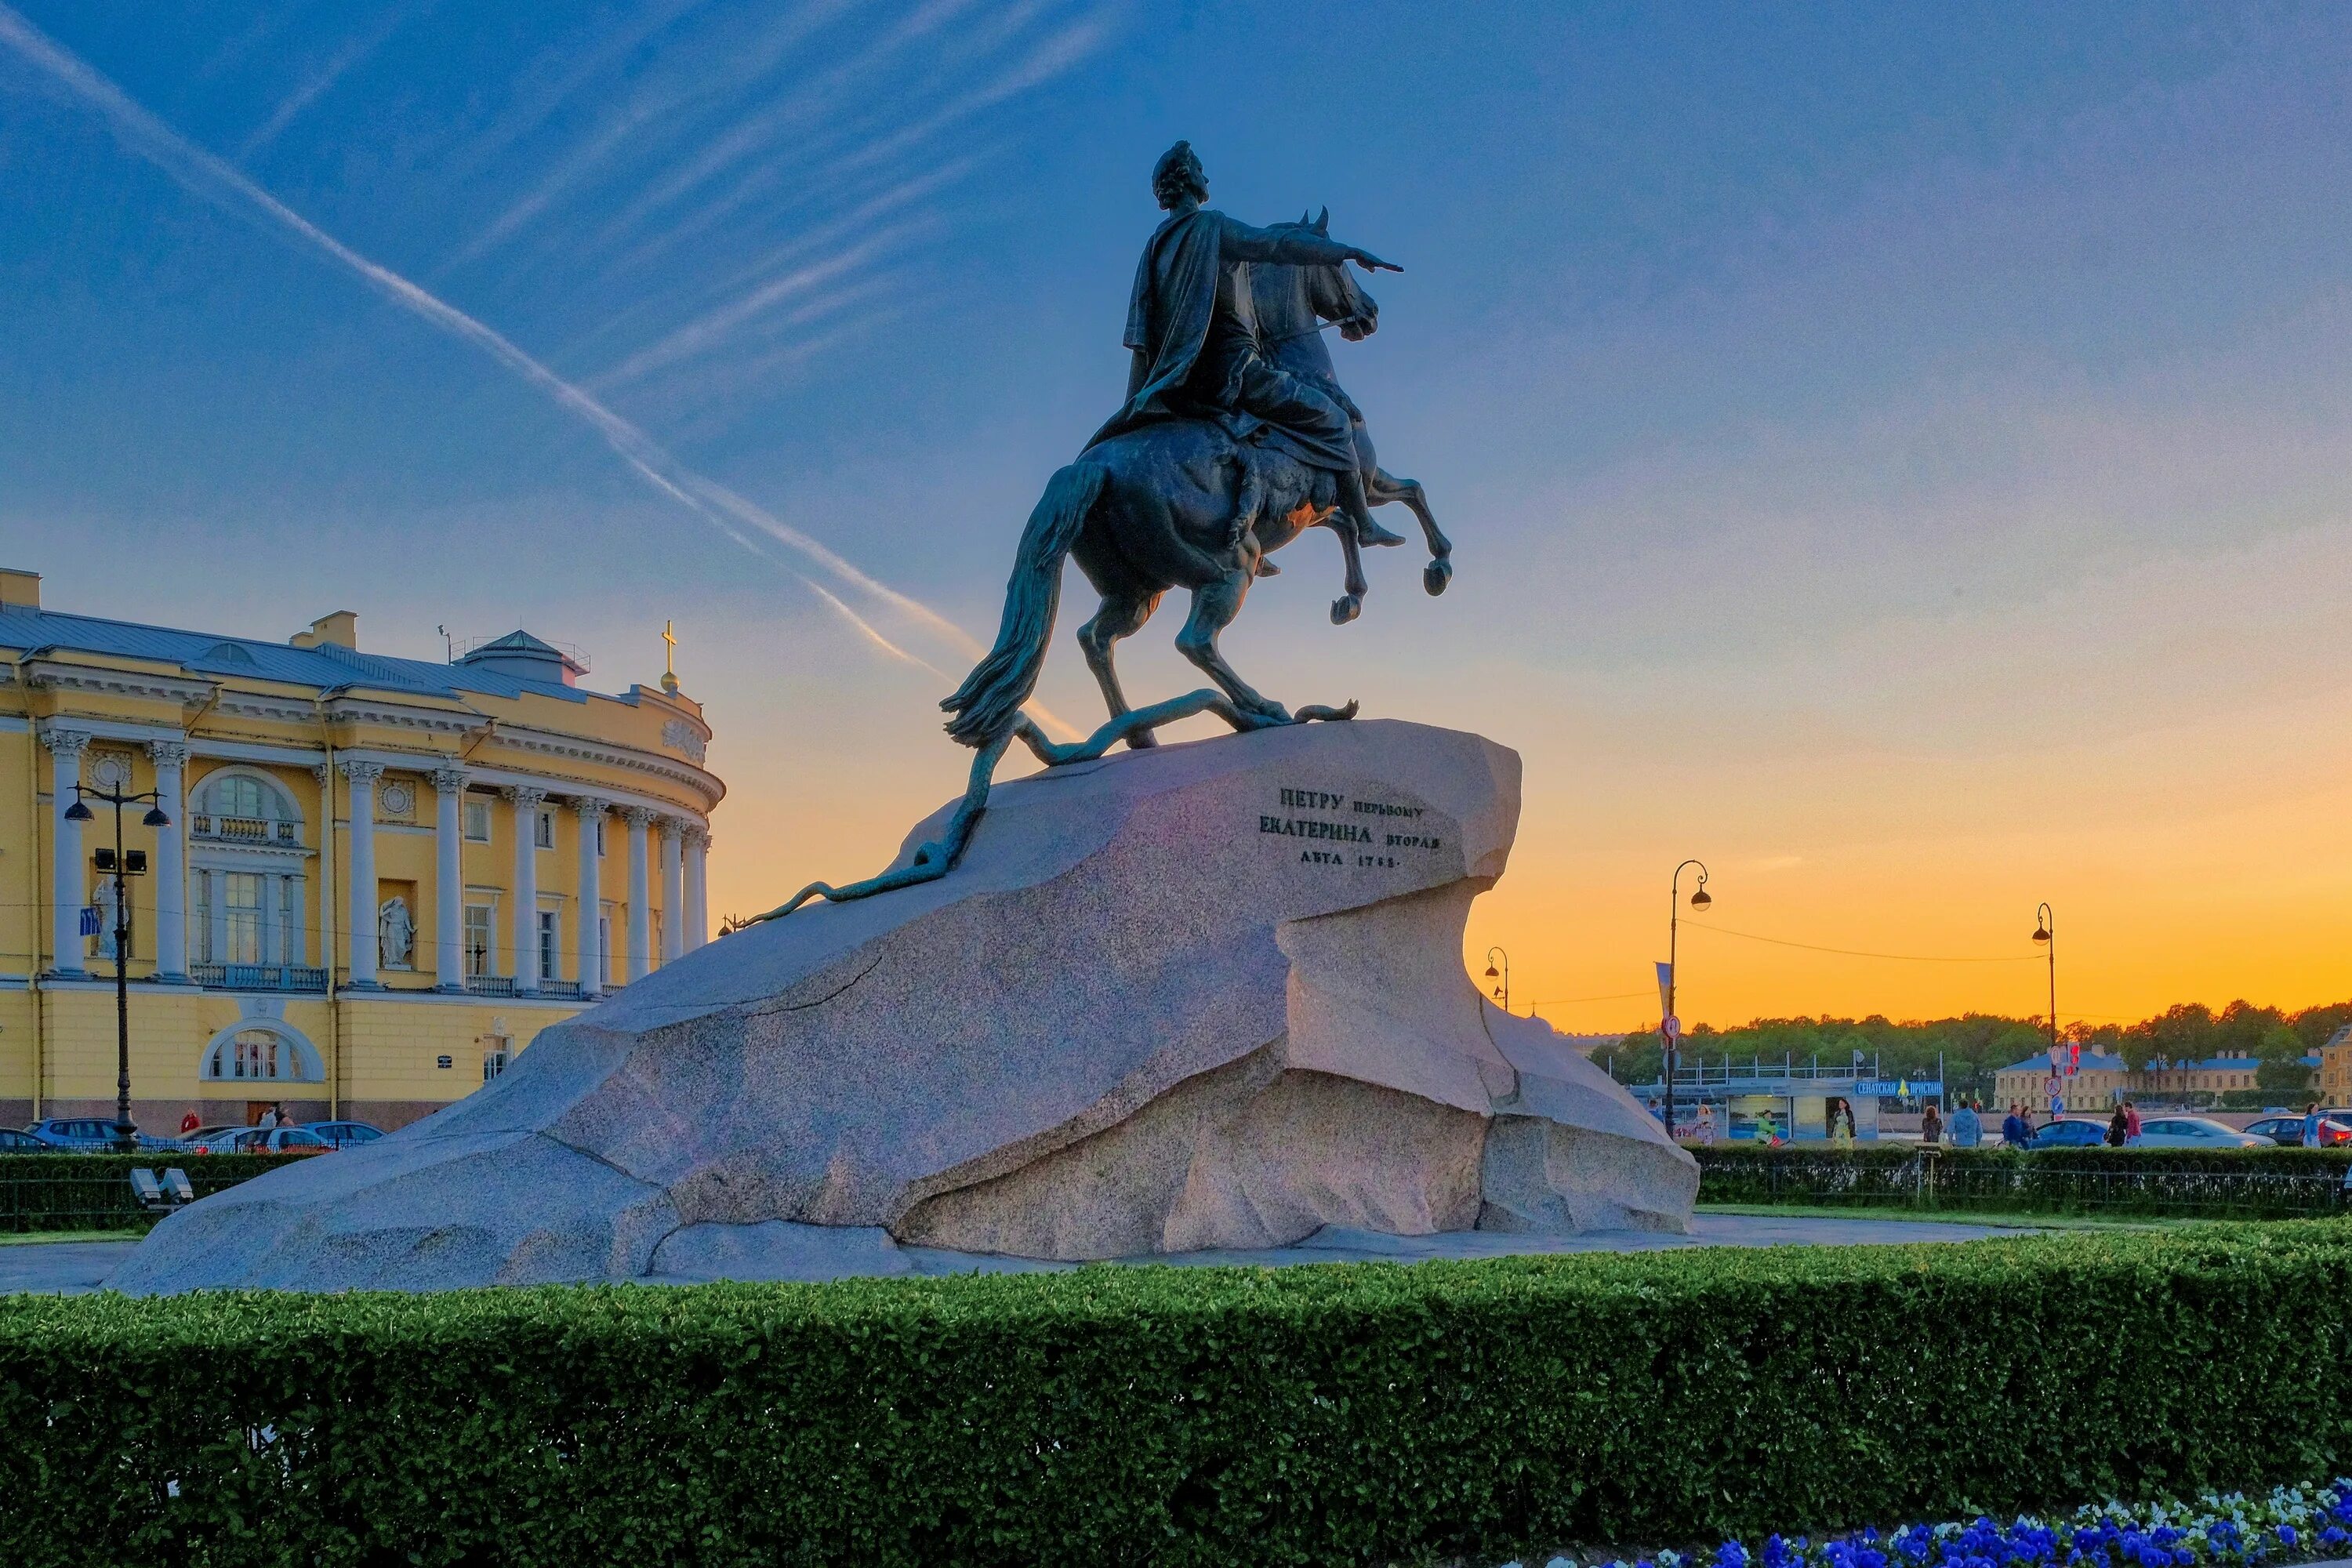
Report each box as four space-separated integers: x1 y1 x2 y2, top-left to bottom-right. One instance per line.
1258 785 1441 869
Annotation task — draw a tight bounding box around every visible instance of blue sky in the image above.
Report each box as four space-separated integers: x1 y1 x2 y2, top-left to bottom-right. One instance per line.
5 2 2351 1024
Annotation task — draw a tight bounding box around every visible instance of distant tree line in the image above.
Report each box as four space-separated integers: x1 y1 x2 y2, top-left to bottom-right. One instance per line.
1600 999 2352 1106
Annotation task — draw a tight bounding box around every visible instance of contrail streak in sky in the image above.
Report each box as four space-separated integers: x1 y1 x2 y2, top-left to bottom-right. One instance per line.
0 2 975 677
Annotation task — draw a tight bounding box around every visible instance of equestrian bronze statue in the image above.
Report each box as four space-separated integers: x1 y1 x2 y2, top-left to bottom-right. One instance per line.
751 143 1453 921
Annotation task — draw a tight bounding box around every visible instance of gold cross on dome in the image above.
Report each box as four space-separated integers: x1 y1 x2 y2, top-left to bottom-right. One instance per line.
662 619 677 678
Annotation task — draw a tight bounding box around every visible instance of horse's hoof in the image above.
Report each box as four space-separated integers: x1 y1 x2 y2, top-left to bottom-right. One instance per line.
1359 517 1409 547
1423 558 1452 597
1254 559 1281 578
1330 594 1362 626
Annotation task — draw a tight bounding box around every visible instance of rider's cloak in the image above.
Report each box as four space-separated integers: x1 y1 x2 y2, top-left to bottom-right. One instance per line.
1087 208 1364 460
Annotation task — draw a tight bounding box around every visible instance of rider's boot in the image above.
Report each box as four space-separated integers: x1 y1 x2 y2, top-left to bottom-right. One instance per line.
1341 468 1407 547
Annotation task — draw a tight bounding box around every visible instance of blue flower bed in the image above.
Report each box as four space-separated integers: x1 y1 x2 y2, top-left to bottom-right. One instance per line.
1509 1482 2352 1568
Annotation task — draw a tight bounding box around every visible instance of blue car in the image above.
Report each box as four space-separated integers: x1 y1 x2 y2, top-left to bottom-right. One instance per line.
2030 1118 2111 1149
23 1116 180 1151
301 1120 383 1150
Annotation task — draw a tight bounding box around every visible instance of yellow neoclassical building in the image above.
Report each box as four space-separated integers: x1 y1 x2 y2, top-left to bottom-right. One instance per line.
0 568 721 1130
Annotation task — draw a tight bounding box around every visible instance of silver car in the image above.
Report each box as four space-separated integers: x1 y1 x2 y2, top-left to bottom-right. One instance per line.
2127 1116 2276 1149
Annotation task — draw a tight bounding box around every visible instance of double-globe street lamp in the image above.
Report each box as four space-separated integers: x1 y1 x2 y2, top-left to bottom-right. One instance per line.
64 782 171 1152
1663 859 1711 1142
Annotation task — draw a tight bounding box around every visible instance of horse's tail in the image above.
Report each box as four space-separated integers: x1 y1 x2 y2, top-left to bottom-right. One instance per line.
940 459 1105 747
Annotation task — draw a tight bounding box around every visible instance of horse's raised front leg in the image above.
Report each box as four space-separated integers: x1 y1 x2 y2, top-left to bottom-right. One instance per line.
1076 588 1163 747
1174 566 1290 724
1369 466 1452 596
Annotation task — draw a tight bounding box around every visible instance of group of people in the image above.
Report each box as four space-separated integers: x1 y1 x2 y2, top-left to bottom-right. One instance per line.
1916 1100 1985 1147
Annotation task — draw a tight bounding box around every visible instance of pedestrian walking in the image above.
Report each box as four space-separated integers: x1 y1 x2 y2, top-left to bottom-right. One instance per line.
2122 1100 2143 1139
178 1109 199 1137
1696 1102 1716 1146
1829 1098 1855 1149
2001 1103 2029 1147
1950 1099 1982 1148
2105 1105 2129 1146
257 1105 278 1131
1920 1102 1943 1146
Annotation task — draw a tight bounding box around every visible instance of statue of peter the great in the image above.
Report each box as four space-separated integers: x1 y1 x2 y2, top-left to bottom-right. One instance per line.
1088 140 1406 550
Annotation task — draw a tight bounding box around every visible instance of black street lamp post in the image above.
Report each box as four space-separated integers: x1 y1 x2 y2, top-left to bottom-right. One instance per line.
1664 859 1711 1142
1483 946 1509 1014
2031 902 2056 1099
64 782 170 1152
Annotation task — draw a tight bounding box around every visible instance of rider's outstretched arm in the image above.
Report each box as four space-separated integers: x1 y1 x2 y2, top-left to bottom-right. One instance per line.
1214 214 1399 273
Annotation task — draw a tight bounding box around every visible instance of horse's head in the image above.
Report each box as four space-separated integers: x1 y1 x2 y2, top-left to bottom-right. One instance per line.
1258 209 1377 340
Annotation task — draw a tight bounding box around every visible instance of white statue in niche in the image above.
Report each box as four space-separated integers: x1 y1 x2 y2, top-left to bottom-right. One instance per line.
378 895 415 970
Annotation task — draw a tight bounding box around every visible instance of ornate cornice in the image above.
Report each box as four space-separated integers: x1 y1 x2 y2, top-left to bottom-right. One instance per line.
483 724 723 811
21 659 216 708
320 695 486 738
212 691 325 726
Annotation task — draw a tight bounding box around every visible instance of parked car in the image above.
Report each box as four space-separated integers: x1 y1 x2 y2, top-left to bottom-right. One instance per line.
2245 1115 2352 1149
302 1120 383 1150
22 1116 179 1151
2030 1118 2110 1149
2128 1116 2276 1149
0 1128 47 1152
189 1126 330 1156
176 1124 242 1150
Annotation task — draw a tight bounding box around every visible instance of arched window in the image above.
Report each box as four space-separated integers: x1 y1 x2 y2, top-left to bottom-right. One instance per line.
194 770 301 844
200 1022 324 1083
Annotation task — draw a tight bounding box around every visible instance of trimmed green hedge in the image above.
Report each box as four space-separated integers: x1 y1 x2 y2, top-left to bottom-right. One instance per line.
1696 1145 2352 1218
5 1221 2352 1564
0 1153 309 1233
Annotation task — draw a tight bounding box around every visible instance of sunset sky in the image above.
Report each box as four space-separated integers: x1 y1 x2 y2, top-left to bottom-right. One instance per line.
5 2 2348 1034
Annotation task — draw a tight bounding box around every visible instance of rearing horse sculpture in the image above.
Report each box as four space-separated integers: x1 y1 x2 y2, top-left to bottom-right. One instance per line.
748 243 1451 922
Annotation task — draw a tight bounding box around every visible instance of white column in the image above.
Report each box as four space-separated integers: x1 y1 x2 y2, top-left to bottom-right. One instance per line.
289 874 308 966
145 739 189 982
684 825 710 952
506 786 546 993
573 797 604 998
622 806 655 982
341 760 383 989
431 767 467 991
659 818 685 962
42 727 90 977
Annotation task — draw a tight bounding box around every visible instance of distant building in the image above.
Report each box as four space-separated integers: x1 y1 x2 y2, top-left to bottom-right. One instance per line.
2318 1024 2352 1103
1994 1047 2318 1113
0 568 720 1131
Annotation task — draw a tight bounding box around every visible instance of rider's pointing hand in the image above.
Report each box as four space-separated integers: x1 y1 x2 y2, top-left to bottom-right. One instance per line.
1348 249 1403 273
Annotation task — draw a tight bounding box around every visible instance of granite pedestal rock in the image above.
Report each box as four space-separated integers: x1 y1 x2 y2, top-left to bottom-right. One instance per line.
112 719 1696 1293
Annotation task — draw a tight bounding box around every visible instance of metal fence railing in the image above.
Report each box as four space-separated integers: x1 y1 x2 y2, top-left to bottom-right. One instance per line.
0 1157 303 1234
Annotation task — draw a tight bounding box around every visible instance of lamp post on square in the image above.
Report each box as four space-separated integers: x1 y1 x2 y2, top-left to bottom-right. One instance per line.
65 782 170 1152
1664 859 1711 1142
1483 947 1509 1014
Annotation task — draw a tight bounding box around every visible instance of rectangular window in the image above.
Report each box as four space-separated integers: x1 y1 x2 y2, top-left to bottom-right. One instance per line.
463 903 493 978
537 909 559 982
225 873 263 965
535 810 554 850
463 800 491 842
192 875 212 964
652 911 664 967
594 819 606 856
598 913 613 985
